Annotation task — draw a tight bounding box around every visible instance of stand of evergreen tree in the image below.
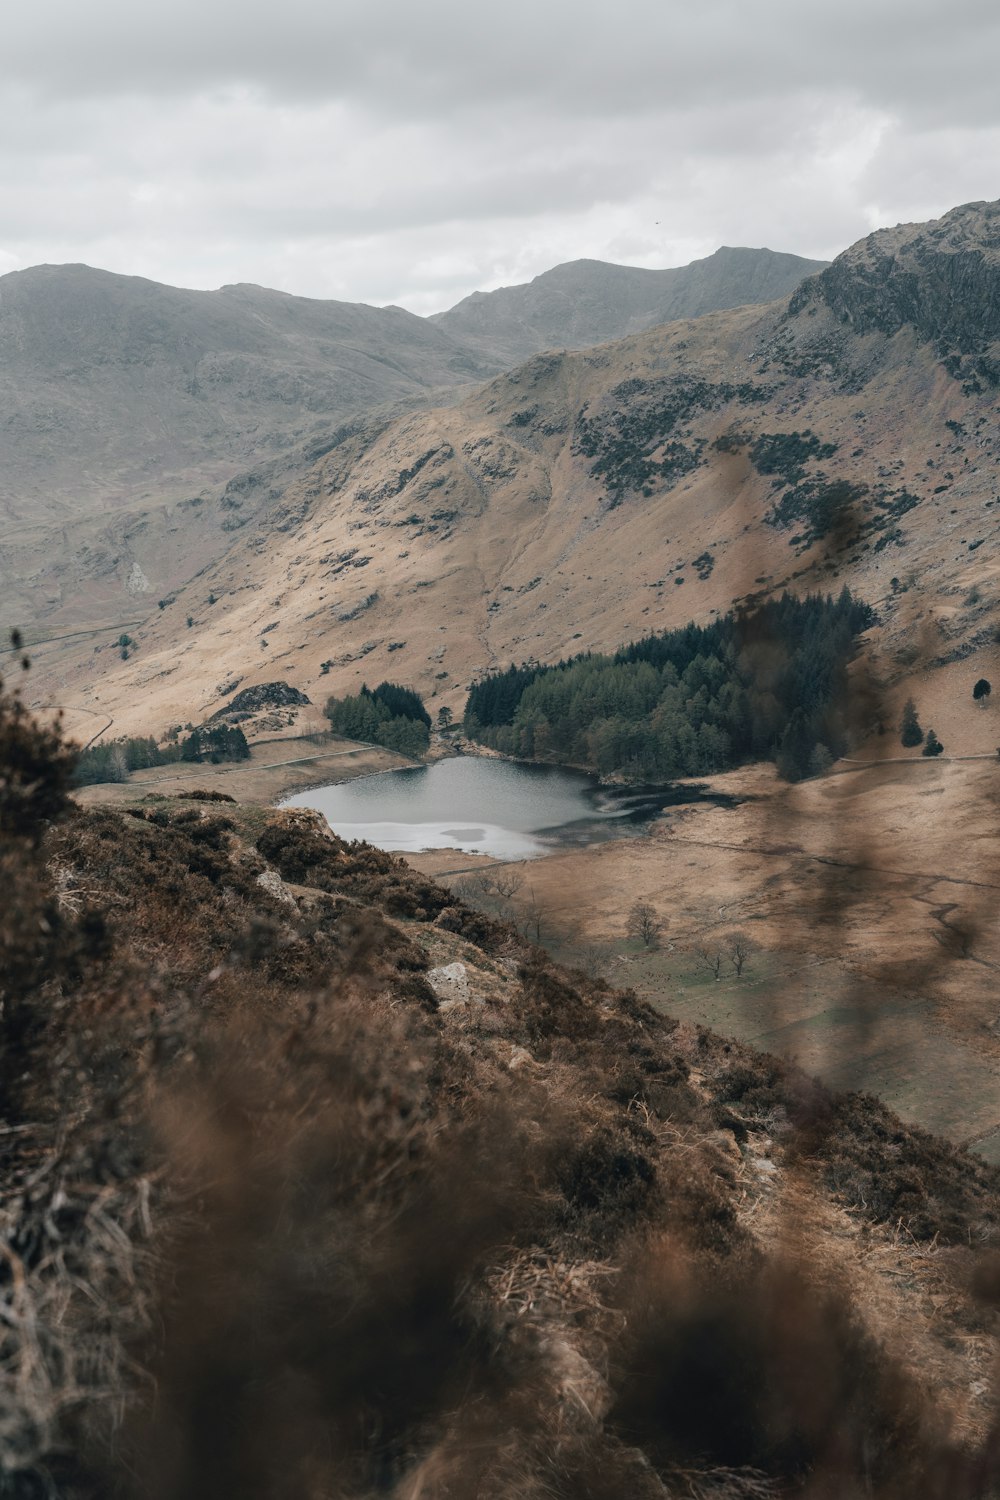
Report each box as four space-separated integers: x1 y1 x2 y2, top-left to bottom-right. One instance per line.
179 725 251 765
463 589 874 783
73 735 174 786
74 725 251 785
325 682 430 758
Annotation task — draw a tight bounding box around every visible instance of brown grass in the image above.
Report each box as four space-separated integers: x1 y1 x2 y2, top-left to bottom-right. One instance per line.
5 664 1000 1497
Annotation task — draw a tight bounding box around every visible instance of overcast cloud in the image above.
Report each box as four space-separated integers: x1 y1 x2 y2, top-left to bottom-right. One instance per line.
1 0 998 312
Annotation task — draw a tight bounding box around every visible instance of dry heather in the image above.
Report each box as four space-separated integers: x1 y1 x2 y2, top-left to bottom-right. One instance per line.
4 662 1000 1498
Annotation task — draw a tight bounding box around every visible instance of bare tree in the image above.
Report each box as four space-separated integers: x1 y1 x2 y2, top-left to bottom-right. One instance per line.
626 901 665 948
520 887 547 945
489 868 524 902
451 866 525 924
571 942 613 981
725 930 757 978
450 874 489 907
694 946 723 980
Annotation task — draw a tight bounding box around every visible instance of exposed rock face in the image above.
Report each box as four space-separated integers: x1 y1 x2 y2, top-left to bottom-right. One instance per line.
790 200 1000 384
425 961 474 1010
223 681 311 713
255 868 298 908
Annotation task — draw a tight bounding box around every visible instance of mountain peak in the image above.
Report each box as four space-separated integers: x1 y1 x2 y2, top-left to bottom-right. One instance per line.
432 245 828 364
789 196 1000 386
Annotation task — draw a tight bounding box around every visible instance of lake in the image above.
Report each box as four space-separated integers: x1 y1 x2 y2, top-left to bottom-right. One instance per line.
279 755 737 860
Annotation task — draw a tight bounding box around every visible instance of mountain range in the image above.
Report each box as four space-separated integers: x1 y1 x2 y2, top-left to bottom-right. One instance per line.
1 247 823 640
23 198 1000 757
0 262 494 532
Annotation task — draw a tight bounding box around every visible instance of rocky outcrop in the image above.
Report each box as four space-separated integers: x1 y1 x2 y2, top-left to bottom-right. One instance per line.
789 199 1000 386
223 681 311 714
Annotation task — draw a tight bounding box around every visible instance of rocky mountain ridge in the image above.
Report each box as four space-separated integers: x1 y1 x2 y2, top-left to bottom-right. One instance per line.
39 200 1000 751
433 245 829 365
1 249 825 638
790 198 1000 387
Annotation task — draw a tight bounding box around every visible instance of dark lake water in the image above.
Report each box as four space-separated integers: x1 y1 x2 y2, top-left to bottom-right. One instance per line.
280 756 737 860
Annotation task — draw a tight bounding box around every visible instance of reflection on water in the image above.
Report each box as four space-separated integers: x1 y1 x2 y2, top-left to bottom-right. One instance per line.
280 755 738 860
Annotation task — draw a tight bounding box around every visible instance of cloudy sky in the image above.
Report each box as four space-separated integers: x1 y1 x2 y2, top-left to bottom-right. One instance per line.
2 0 998 314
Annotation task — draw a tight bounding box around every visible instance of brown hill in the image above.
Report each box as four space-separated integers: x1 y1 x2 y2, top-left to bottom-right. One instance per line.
5 685 1000 1495
41 199 1000 750
1 249 823 642
0 263 492 532
0 265 494 636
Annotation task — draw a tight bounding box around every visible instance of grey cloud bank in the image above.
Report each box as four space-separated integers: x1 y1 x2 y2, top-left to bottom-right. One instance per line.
2 0 998 312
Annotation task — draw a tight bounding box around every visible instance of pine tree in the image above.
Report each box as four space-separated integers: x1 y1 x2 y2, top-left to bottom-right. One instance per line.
808 743 835 777
776 708 814 782
922 729 944 757
900 698 923 748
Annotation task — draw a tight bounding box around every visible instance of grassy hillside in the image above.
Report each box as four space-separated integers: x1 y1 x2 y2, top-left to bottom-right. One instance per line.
4 649 1000 1495
43 205 1000 753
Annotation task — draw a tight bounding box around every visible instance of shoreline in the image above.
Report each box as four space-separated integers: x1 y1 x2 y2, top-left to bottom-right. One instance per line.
72 731 418 810
75 738 1000 1155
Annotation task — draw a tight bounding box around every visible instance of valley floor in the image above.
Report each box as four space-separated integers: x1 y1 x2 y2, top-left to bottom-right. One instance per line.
79 735 1000 1157
409 757 1000 1158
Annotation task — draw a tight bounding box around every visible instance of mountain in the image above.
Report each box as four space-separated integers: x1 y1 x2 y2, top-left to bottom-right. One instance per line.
0 263 496 533
43 199 1000 758
789 197 1000 385
431 246 829 365
1 249 823 638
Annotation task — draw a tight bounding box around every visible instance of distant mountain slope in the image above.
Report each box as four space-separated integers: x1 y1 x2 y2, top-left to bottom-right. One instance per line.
49 199 1000 751
431 246 829 365
1 248 822 636
1 249 823 544
0 263 492 533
